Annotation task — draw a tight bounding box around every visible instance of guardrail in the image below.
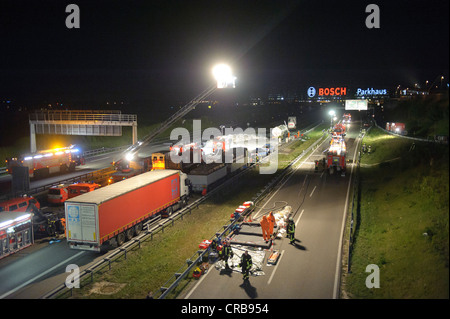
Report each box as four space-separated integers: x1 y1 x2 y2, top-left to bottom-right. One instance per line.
0 167 6 175
346 125 372 274
0 167 115 202
42 122 325 299
374 120 446 144
82 145 131 159
41 160 258 299
157 127 327 299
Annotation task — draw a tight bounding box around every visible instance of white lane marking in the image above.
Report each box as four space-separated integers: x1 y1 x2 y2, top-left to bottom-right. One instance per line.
185 262 212 299
309 186 317 198
296 209 304 227
267 250 285 285
320 171 325 178
333 133 361 299
253 137 330 220
0 251 85 299
87 156 111 163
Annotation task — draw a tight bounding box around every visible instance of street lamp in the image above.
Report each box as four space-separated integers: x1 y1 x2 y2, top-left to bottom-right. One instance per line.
329 110 335 128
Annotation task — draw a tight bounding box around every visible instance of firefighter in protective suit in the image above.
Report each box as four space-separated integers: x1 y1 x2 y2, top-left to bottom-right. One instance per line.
219 239 233 269
240 250 253 281
260 215 270 242
287 217 296 244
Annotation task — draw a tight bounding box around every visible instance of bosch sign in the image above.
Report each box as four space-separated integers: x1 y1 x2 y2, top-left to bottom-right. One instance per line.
318 87 347 96
307 87 316 97
307 87 347 97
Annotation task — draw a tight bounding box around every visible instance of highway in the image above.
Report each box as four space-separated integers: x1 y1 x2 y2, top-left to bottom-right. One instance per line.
0 141 172 299
0 141 172 194
0 113 328 299
183 122 360 299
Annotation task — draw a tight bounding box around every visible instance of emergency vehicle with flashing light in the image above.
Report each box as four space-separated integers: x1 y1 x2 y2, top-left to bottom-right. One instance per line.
6 145 81 179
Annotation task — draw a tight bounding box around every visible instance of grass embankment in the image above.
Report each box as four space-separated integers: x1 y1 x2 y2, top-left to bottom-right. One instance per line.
343 127 449 299
68 124 327 299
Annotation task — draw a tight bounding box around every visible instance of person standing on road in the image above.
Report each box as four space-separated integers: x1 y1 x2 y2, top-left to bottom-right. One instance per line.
286 217 296 244
267 212 275 239
240 250 253 281
260 215 270 242
220 239 233 270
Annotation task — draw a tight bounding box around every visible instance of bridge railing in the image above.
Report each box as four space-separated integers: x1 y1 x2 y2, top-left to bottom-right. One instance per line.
29 110 137 123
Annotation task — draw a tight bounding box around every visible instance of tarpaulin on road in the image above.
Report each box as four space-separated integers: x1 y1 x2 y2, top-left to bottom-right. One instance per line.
214 245 266 276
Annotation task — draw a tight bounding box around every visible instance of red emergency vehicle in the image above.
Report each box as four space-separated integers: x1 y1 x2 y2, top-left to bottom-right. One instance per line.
6 145 81 179
0 195 40 213
67 183 101 199
47 184 70 205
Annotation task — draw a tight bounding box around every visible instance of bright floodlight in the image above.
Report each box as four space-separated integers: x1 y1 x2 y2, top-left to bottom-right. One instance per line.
212 64 236 88
125 152 134 161
329 110 335 116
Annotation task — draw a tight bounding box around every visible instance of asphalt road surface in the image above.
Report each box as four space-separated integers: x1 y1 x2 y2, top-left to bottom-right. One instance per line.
0 141 171 299
0 117 345 299
183 122 361 299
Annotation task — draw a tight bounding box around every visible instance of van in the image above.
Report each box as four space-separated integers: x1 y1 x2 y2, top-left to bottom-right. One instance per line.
67 183 100 199
47 184 70 205
0 195 41 213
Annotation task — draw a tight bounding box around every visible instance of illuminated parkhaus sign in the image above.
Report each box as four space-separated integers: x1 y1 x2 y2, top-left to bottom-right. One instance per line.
356 88 388 96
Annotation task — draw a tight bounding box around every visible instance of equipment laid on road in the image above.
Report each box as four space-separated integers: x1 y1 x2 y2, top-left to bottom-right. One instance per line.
214 246 265 277
65 169 191 251
267 250 281 265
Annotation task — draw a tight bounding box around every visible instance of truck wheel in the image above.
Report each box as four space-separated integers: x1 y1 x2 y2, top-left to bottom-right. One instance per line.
134 223 143 236
166 207 173 216
125 227 135 241
116 233 125 246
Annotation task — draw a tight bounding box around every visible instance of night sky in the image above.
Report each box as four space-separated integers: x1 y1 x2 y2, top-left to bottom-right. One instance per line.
0 0 448 107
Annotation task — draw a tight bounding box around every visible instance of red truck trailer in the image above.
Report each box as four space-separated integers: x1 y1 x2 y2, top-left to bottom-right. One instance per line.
65 169 190 251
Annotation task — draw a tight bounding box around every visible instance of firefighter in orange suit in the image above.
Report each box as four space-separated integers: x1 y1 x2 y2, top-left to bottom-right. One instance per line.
260 215 270 242
267 212 275 239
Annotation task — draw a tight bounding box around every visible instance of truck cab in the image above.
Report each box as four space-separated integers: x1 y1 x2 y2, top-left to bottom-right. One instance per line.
180 172 191 200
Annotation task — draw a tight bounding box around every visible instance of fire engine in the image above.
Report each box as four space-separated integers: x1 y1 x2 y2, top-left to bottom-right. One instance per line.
343 113 352 124
327 124 347 175
332 123 346 137
6 145 81 179
327 138 346 175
